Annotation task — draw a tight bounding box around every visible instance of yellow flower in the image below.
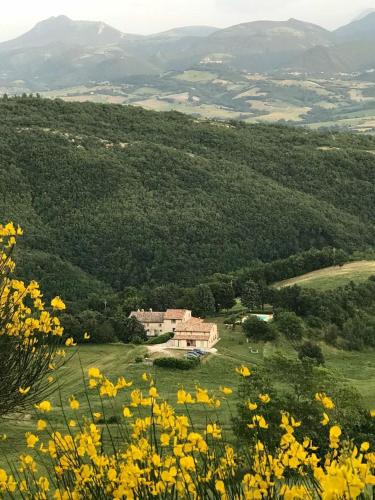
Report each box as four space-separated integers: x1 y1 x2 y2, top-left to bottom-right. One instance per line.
220 386 233 395
177 389 195 404
206 423 222 439
18 386 31 396
93 412 102 420
215 480 226 495
321 413 330 426
360 442 370 452
69 397 80 410
236 365 251 377
51 296 66 310
88 367 101 378
370 410 375 417
160 433 170 446
89 379 98 389
247 401 258 411
315 392 335 410
35 400 52 412
259 394 271 404
65 337 76 347
149 386 158 398
25 432 39 448
68 420 77 428
84 332 91 340
180 456 196 471
37 420 47 431
108 469 117 482
123 407 132 418
142 372 149 382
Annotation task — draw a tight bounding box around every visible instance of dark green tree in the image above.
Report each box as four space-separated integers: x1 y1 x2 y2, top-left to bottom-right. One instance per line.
241 280 261 310
242 316 277 342
192 285 216 317
209 281 235 311
274 311 304 345
116 317 148 344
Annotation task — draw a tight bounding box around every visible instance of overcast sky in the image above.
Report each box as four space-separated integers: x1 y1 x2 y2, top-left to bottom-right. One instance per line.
0 0 374 41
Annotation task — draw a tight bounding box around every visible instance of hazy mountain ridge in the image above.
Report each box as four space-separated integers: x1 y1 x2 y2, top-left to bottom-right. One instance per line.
1 12 375 89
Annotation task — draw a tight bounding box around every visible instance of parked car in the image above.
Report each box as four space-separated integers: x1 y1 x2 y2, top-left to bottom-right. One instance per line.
192 348 206 356
186 352 200 358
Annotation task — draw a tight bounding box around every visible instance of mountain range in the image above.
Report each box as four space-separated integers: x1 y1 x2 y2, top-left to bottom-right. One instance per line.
1 12 375 89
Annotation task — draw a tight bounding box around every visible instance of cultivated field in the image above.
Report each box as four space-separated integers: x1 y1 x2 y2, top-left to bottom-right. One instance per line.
275 260 375 291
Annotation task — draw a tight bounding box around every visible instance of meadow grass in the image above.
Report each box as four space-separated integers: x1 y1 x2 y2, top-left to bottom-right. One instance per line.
275 260 375 291
1 315 374 462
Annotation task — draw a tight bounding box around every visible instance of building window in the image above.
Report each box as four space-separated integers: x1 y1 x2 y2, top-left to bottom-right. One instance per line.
171 319 176 324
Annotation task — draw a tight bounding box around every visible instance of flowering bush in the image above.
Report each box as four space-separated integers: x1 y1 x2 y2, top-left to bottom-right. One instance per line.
0 223 64 416
0 367 374 498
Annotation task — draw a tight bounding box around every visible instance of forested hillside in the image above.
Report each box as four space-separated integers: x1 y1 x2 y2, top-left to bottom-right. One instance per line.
1 96 375 298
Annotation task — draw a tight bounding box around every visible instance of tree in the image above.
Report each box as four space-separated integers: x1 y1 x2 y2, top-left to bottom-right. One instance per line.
242 316 277 342
297 341 325 366
209 281 235 311
274 311 304 344
117 317 147 344
149 284 181 311
241 280 261 310
191 285 215 317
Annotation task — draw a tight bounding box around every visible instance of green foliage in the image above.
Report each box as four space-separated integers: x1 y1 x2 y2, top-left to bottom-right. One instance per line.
274 311 304 344
153 356 200 370
2 97 375 302
272 276 375 349
208 281 235 311
62 311 117 344
241 280 261 310
242 316 278 342
190 284 216 317
115 317 148 345
297 341 325 366
233 355 374 454
146 332 174 345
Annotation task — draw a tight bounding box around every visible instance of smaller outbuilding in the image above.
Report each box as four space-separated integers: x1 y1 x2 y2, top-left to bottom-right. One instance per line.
171 318 219 350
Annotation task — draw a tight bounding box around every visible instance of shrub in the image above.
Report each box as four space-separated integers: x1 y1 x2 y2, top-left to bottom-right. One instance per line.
146 332 174 345
274 311 304 344
242 316 278 342
153 356 200 370
297 341 325 365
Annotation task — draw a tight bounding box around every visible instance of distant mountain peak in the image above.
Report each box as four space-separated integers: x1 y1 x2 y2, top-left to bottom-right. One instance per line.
335 10 375 41
353 8 375 21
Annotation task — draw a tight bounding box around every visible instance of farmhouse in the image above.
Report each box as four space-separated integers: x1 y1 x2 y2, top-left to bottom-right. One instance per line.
129 308 219 349
170 318 219 349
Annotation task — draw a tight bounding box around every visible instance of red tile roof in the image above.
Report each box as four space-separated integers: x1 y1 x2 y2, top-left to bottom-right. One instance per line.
175 318 215 333
164 309 189 320
130 311 165 323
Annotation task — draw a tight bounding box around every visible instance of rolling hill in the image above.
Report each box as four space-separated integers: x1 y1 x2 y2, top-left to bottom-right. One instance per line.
275 261 375 291
1 97 375 299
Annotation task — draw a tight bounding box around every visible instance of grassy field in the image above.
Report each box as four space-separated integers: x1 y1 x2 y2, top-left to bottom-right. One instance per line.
275 260 375 291
1 314 374 462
